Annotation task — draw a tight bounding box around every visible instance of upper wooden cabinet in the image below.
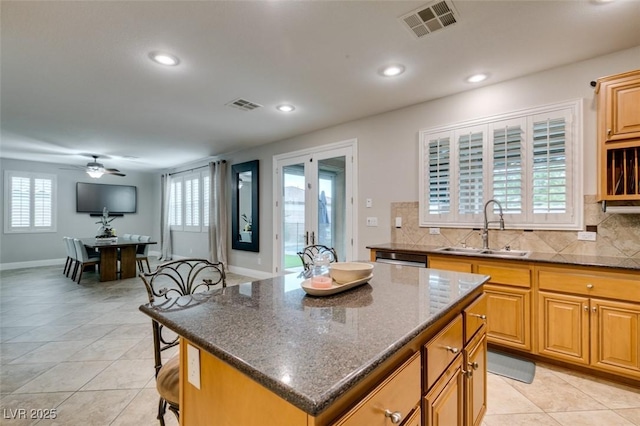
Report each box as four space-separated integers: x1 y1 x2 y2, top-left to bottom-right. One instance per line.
596 69 640 201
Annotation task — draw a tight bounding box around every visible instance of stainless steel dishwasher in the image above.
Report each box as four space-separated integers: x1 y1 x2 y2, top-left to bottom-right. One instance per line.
374 251 427 267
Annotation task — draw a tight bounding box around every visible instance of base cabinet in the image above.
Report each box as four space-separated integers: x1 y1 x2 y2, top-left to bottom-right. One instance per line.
424 356 464 426
591 299 640 376
464 330 487 426
484 285 531 351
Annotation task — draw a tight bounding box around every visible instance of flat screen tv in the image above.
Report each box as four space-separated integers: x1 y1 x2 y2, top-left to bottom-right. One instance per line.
76 182 137 214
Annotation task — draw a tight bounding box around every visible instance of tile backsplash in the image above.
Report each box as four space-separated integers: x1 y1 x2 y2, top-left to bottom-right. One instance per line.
391 196 640 259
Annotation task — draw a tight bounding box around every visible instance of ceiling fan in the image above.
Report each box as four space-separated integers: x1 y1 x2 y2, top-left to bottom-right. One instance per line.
63 155 126 178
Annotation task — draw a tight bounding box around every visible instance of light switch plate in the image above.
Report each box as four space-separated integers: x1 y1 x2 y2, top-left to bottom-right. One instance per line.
366 217 378 227
395 217 402 228
187 343 201 389
366 198 373 208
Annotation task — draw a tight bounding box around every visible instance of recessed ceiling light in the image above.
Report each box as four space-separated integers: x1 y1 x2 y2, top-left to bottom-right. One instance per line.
149 51 180 66
276 104 295 112
466 73 488 83
379 64 406 77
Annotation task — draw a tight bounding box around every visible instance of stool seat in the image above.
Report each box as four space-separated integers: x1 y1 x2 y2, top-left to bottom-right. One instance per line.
156 355 180 406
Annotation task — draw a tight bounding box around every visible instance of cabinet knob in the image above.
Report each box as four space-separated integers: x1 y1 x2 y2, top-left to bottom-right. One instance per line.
384 409 402 424
607 128 612 136
468 361 479 370
584 306 589 311
592 306 597 313
463 369 473 378
445 346 459 354
469 313 487 320
586 284 594 289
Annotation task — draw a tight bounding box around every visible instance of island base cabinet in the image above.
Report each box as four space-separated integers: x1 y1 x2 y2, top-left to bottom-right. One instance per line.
484 285 531 351
424 356 464 426
464 328 487 426
591 299 640 377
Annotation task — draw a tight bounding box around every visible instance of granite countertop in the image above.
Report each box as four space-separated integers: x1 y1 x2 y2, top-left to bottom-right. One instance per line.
367 243 640 271
139 262 489 416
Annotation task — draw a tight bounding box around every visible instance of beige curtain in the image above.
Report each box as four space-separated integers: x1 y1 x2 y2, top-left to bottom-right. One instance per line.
159 174 173 260
209 161 228 264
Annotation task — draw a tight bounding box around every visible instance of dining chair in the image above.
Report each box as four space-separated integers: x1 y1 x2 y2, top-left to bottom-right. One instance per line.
72 238 101 284
131 234 141 241
139 258 226 426
63 237 76 278
297 244 339 271
136 235 152 273
122 233 132 240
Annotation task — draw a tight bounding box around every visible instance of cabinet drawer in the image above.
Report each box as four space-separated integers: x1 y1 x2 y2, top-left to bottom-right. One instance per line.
464 293 487 344
538 267 640 303
476 263 531 288
429 257 473 273
424 314 464 390
333 352 421 426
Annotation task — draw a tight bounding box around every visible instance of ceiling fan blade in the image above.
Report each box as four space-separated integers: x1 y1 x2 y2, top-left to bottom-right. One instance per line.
59 166 86 171
104 170 126 177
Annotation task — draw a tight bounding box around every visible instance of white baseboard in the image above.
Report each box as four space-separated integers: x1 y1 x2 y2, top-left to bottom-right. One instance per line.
158 254 276 280
0 258 66 271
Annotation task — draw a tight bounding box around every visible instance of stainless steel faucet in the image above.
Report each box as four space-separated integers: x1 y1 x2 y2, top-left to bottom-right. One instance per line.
482 199 505 250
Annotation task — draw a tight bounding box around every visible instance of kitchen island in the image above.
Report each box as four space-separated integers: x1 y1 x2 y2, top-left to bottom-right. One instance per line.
139 263 490 426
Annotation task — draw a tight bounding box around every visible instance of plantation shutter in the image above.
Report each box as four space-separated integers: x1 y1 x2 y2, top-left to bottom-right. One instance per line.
10 176 30 228
5 172 56 233
426 135 451 215
532 116 567 215
457 129 485 215
33 178 53 227
492 121 524 215
184 175 200 229
203 175 210 227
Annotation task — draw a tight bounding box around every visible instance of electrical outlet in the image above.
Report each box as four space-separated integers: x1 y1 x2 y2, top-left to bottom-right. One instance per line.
429 227 441 235
395 217 402 228
366 198 373 208
577 231 596 241
187 344 201 389
366 217 378 227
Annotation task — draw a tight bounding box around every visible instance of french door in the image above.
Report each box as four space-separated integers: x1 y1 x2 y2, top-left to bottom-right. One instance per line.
273 140 356 274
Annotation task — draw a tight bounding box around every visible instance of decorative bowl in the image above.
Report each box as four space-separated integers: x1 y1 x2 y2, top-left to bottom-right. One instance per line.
329 262 374 284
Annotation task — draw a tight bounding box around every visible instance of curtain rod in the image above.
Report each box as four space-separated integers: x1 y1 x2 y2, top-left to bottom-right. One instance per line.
167 160 226 177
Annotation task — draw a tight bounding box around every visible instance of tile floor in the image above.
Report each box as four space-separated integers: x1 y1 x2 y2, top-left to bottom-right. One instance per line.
1 260 639 425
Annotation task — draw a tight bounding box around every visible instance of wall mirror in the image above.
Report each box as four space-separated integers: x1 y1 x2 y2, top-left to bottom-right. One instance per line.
231 160 259 252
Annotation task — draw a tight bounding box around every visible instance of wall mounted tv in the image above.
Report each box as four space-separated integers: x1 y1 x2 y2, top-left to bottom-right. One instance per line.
76 182 137 214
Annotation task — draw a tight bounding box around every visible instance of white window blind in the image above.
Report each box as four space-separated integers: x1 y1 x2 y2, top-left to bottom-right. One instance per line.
424 134 451 217
4 171 56 233
184 176 200 229
457 130 484 215
532 117 567 214
203 175 210 227
492 122 524 215
169 179 183 227
419 99 582 230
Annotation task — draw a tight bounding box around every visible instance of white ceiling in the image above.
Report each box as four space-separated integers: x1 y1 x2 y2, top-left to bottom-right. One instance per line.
2 1 639 173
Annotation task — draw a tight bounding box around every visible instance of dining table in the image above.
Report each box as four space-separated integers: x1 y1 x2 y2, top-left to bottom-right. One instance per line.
81 237 157 281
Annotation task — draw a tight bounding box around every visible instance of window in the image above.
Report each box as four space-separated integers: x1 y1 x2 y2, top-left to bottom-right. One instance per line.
168 171 209 232
4 171 56 233
419 99 582 230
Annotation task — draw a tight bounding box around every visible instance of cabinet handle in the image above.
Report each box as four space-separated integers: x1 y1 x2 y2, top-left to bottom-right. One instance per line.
586 284 593 289
463 369 473 378
592 306 597 313
384 409 402 424
469 313 487 320
468 361 479 370
584 306 589 311
607 128 612 136
445 346 459 354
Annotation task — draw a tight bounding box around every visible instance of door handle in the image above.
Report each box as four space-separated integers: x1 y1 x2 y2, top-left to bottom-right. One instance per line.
311 231 315 244
305 232 309 245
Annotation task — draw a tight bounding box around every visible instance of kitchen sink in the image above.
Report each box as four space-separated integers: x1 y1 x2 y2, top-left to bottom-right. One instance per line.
435 247 530 259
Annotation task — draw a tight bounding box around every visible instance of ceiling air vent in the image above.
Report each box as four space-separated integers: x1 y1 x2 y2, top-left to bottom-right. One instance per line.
399 0 459 39
225 98 263 112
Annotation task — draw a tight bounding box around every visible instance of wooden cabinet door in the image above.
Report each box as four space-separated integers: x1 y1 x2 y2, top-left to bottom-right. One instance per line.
538 291 589 365
591 298 640 378
464 330 486 426
428 257 473 273
484 284 532 351
604 75 640 141
424 356 463 426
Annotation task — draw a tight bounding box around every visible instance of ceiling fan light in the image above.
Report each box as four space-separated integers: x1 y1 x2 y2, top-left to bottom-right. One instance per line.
86 165 105 178
149 51 180 66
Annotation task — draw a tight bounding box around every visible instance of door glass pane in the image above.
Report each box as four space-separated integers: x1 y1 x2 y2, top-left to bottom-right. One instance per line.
317 156 346 261
283 164 305 269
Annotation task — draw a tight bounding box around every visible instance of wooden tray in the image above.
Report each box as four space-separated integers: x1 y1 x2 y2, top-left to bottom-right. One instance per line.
300 274 373 296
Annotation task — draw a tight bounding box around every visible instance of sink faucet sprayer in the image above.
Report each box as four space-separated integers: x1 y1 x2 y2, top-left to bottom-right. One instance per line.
482 199 505 250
